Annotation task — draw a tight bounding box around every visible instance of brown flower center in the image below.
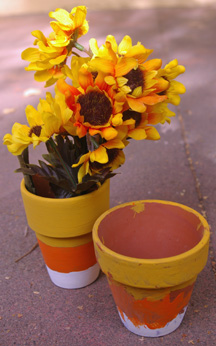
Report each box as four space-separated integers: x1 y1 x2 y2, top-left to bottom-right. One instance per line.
123 109 142 127
29 125 42 137
78 91 112 126
123 68 144 93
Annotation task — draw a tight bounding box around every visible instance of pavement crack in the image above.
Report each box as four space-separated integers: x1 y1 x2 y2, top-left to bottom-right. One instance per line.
15 242 39 263
177 108 216 280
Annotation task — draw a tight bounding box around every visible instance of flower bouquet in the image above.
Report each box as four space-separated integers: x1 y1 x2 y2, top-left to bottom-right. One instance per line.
2 6 186 289
3 5 185 198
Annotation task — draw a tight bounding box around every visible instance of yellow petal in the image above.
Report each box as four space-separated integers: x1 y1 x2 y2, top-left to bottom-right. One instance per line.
89 58 114 74
114 125 128 140
116 76 128 87
72 152 90 168
78 67 94 90
145 126 160 140
49 54 67 65
169 80 186 94
89 38 99 56
167 94 181 106
143 59 162 71
71 6 87 16
115 58 138 77
21 48 40 62
25 105 42 127
125 45 153 64
34 70 53 82
106 35 118 53
101 127 118 141
77 160 89 183
127 97 146 113
111 113 123 126
120 85 132 94
31 30 46 43
118 35 132 55
128 128 147 140
49 8 72 26
103 139 125 149
90 146 108 163
132 86 142 98
104 76 116 86
73 6 86 28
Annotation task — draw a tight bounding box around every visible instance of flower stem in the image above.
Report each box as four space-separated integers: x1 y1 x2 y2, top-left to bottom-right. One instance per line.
48 137 77 191
90 136 100 149
17 149 35 194
74 42 93 57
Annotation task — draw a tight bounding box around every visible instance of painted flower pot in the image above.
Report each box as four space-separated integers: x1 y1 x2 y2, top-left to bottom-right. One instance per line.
93 200 210 337
20 179 109 289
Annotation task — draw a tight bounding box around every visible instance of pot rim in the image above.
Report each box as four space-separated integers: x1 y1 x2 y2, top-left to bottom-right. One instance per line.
93 199 210 264
20 178 109 203
20 178 110 238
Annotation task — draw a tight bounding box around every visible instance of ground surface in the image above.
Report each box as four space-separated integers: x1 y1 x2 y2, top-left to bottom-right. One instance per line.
0 6 216 346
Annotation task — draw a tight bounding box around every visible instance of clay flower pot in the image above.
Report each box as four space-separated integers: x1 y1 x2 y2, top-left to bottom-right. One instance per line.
20 179 109 289
93 200 210 337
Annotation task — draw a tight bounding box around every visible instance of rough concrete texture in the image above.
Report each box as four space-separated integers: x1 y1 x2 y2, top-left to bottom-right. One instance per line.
0 6 216 346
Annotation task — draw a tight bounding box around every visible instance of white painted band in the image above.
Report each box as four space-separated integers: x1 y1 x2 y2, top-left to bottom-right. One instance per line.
46 263 100 289
117 306 187 337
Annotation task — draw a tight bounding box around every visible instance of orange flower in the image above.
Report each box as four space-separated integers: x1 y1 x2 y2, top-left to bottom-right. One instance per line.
57 68 125 141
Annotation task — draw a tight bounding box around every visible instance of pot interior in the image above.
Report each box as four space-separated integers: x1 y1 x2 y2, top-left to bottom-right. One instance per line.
98 202 204 259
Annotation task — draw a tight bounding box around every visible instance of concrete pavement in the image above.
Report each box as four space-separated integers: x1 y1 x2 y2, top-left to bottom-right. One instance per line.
0 5 216 346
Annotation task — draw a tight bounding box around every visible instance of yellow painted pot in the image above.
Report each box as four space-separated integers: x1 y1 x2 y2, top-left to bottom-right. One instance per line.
93 200 210 337
20 179 110 289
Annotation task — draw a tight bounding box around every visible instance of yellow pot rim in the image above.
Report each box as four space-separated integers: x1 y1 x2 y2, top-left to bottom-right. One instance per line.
93 200 210 288
20 179 110 238
93 199 210 265
20 178 109 204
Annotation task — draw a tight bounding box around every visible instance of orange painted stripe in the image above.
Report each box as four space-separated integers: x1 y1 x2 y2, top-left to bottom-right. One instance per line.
109 279 194 329
37 238 97 273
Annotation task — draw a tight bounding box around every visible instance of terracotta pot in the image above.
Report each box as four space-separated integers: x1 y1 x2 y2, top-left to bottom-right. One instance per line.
93 200 210 337
20 179 110 289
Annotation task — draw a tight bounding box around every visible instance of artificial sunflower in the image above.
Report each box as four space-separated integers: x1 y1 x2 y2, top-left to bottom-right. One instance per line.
57 68 125 141
3 113 48 156
88 35 167 113
37 90 75 136
22 6 89 87
3 90 75 156
49 6 89 39
21 30 69 86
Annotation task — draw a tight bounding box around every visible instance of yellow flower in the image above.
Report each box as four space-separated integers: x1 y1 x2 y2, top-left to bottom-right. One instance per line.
57 68 125 141
49 6 89 38
73 138 125 183
88 35 167 113
22 30 68 87
3 113 48 156
156 59 186 105
3 124 32 156
37 90 75 136
3 91 74 156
